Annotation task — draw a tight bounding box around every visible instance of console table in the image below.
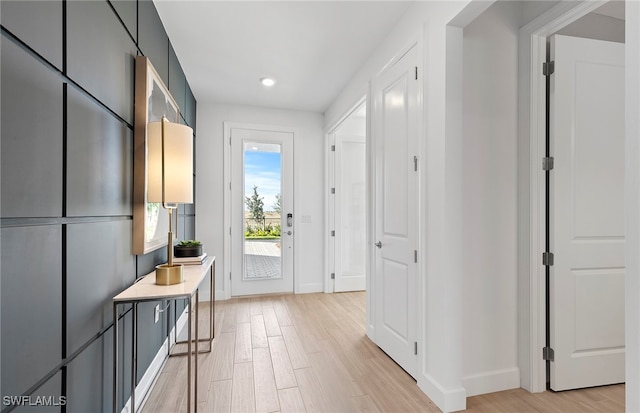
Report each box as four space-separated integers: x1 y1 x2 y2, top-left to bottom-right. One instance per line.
112 256 215 413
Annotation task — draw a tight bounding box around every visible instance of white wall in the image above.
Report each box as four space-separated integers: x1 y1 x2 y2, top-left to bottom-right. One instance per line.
324 0 640 411
461 0 520 396
626 2 640 411
326 2 476 411
326 1 593 409
196 103 325 298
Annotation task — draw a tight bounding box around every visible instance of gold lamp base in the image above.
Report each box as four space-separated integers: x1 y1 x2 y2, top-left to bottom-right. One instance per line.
155 264 184 285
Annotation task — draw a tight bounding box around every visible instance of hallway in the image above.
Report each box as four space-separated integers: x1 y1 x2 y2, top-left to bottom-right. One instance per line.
142 292 624 412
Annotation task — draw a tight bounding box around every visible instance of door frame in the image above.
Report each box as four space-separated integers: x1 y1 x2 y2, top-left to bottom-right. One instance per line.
368 37 421 374
223 122 297 299
324 97 367 294
520 0 611 393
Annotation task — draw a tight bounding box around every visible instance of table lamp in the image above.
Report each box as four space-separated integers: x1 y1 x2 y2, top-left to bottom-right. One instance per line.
147 116 194 285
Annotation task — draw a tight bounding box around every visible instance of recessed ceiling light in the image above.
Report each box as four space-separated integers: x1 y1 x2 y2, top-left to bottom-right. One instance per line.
260 77 276 87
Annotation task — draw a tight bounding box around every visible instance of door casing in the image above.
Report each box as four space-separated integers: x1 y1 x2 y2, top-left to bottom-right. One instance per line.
520 0 613 393
326 99 367 293
371 42 420 378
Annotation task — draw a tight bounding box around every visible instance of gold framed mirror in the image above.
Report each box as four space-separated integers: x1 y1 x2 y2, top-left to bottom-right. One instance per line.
133 56 180 255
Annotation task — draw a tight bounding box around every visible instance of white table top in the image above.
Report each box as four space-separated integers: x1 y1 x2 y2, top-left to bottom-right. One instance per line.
113 256 215 302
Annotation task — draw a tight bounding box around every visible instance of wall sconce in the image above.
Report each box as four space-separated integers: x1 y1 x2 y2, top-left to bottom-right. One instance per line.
147 117 193 285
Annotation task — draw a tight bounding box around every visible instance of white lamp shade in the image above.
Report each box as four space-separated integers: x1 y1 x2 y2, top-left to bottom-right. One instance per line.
147 120 194 204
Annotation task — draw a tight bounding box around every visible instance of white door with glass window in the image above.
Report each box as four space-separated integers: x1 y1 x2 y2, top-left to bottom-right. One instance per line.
372 45 418 378
230 127 294 296
549 34 625 391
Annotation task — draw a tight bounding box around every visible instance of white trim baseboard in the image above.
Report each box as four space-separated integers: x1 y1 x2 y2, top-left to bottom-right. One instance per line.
463 367 521 397
417 374 466 413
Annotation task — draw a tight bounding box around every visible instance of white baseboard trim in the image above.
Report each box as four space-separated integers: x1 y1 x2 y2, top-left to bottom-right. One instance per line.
215 286 322 299
462 367 521 397
295 283 323 294
120 305 190 413
417 373 467 413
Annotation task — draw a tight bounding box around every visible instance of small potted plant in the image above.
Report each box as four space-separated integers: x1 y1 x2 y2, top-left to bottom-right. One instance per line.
174 240 203 258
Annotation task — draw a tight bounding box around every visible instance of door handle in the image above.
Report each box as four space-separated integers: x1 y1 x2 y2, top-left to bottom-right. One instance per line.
375 241 382 249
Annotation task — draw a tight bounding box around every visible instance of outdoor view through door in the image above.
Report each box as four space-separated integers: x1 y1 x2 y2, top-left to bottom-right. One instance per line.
231 127 294 296
244 142 283 281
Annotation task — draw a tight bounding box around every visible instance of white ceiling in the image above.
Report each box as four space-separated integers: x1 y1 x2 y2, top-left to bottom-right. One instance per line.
154 1 413 113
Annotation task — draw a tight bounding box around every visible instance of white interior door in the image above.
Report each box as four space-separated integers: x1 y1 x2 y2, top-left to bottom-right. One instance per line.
334 131 366 292
373 46 418 378
230 127 294 296
549 34 625 391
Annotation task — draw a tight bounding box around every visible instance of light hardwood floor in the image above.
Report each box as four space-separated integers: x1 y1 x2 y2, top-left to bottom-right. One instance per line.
141 292 624 413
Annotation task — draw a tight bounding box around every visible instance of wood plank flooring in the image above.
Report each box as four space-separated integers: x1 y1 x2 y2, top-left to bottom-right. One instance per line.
141 292 624 413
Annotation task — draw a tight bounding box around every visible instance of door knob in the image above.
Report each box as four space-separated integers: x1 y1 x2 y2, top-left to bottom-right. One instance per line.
375 241 382 249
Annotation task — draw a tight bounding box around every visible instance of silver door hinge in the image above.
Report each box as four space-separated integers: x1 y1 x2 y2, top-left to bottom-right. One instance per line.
331 188 335 194
543 61 555 76
543 346 555 361
543 252 554 266
331 145 336 152
414 250 418 263
413 156 418 172
415 66 418 80
229 272 232 280
414 342 418 355
542 157 554 171
331 230 335 237
331 273 335 280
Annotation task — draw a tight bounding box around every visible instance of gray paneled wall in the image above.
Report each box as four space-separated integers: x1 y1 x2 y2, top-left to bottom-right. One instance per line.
0 1 197 412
